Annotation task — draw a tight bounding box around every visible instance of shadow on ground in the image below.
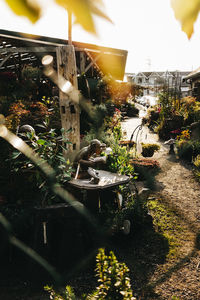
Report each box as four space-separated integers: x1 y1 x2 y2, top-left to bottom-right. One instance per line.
107 223 169 299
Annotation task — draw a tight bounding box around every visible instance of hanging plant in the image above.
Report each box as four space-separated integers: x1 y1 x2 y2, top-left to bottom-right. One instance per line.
141 143 160 157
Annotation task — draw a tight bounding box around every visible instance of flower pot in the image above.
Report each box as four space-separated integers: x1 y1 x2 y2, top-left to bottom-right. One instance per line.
141 148 155 157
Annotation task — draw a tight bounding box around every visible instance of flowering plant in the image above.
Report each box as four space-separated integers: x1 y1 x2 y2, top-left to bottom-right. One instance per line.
130 158 160 169
177 129 190 141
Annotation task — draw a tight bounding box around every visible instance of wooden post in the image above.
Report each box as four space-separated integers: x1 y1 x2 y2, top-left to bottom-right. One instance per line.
68 11 72 45
80 51 86 74
56 45 80 152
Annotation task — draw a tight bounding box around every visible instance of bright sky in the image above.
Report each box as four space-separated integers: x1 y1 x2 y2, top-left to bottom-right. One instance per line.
1 0 200 73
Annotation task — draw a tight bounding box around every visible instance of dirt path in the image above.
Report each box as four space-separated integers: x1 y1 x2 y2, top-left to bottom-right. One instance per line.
151 141 200 299
122 118 200 299
122 117 200 231
154 148 200 228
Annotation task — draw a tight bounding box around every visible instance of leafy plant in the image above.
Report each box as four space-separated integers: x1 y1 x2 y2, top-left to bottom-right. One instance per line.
176 139 200 162
9 117 73 206
193 154 200 169
106 129 134 177
171 296 180 300
44 285 76 300
193 154 200 182
82 107 122 147
91 248 135 300
179 96 200 124
44 248 136 300
106 145 134 176
158 92 174 120
124 103 139 118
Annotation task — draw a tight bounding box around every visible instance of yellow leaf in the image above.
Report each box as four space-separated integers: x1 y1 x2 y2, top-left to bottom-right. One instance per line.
171 0 200 39
55 0 112 34
5 0 41 23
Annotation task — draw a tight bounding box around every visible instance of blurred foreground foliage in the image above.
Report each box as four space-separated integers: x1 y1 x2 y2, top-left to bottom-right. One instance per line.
171 0 200 39
4 0 200 39
4 0 111 34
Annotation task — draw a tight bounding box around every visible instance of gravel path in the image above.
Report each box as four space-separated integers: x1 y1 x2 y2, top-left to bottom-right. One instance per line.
122 116 200 230
121 117 200 299
153 142 200 299
151 136 200 230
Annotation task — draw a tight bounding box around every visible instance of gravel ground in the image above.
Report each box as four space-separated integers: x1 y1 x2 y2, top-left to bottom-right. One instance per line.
152 146 200 299
122 116 200 299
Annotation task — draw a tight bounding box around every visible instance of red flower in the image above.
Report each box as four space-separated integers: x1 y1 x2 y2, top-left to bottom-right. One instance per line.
170 129 181 134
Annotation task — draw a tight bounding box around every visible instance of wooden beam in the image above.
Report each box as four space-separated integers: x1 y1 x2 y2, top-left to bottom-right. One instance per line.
75 47 125 57
0 47 57 53
85 52 102 73
80 51 86 74
0 45 126 58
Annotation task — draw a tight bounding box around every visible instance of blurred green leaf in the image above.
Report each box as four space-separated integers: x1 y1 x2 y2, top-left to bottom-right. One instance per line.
37 139 46 145
5 0 41 23
36 124 46 129
171 0 200 38
55 0 112 33
11 151 21 159
5 0 111 34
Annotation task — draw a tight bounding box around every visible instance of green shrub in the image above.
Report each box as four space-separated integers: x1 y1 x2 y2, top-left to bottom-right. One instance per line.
125 103 139 117
106 124 135 176
176 140 200 162
193 154 200 169
9 118 73 207
155 119 171 140
145 108 160 129
193 155 200 182
106 145 134 176
44 285 76 300
92 248 135 300
44 248 136 300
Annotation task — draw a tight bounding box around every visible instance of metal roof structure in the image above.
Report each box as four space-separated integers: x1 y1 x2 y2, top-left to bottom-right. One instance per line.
183 67 200 80
0 29 128 80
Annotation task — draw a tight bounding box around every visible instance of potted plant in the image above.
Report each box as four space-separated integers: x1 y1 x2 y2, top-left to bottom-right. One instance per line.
141 143 160 157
